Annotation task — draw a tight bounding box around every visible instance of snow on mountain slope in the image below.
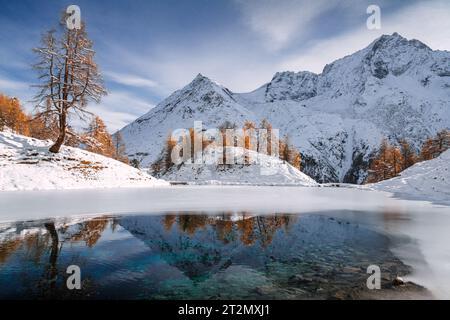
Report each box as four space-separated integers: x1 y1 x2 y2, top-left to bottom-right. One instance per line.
0 130 168 191
160 146 317 186
119 33 450 184
119 74 256 167
369 150 450 204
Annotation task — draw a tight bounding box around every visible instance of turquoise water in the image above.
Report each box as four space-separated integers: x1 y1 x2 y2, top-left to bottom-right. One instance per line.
0 212 412 299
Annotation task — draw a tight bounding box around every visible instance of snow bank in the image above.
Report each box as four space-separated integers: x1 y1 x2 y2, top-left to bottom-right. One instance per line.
161 146 317 186
0 130 169 191
369 150 450 204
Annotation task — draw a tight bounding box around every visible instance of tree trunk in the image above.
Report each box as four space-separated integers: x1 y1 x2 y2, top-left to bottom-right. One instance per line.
49 35 70 154
44 222 59 292
49 112 66 153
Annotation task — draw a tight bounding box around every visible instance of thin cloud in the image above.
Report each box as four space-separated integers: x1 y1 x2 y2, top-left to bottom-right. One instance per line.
0 77 28 92
279 0 450 74
88 90 155 131
104 71 158 89
0 76 35 111
234 0 343 51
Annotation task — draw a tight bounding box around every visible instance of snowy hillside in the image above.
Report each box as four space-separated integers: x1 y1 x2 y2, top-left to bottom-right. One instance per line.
119 74 256 167
160 146 317 186
0 130 168 191
119 33 450 184
370 150 450 204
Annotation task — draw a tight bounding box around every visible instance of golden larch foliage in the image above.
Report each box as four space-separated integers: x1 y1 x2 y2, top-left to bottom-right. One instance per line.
0 94 30 136
84 116 116 158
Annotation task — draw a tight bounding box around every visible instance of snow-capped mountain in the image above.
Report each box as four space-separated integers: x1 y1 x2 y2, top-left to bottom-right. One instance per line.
119 33 450 183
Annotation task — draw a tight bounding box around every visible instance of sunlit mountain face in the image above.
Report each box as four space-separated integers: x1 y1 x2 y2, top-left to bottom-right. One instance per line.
0 212 427 300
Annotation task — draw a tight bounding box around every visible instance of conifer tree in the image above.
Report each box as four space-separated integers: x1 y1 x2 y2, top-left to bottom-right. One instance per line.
164 134 176 171
388 145 404 177
259 119 273 155
33 14 106 153
0 94 30 135
420 130 450 160
399 139 418 170
112 132 129 164
367 139 390 183
84 116 115 157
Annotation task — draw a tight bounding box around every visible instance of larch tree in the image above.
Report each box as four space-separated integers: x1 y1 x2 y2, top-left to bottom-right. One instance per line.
112 132 129 164
420 129 450 160
367 139 390 183
399 139 418 170
29 98 59 140
291 150 302 170
33 14 106 153
433 129 450 157
420 138 434 161
275 134 302 170
243 120 256 149
84 116 115 157
367 139 406 183
259 119 273 155
243 121 256 164
0 94 30 135
280 135 296 164
388 145 404 177
164 134 177 171
219 121 236 165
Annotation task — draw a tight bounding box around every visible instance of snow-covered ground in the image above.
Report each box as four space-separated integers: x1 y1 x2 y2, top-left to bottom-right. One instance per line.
161 146 317 186
368 150 450 205
0 130 168 191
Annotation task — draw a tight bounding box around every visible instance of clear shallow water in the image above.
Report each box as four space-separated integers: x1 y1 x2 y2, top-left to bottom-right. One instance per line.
0 212 420 299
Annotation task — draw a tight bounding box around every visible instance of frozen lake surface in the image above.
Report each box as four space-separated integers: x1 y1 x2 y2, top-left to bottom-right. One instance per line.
0 186 449 299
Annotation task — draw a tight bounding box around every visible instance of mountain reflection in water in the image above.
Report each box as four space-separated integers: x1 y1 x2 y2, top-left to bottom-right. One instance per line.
0 212 416 299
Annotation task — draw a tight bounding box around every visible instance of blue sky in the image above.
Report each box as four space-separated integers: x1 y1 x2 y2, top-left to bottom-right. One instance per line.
0 0 449 131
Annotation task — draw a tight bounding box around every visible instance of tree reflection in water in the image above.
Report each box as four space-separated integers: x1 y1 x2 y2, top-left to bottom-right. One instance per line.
0 213 294 289
0 212 415 299
162 212 295 246
0 213 292 267
0 217 112 298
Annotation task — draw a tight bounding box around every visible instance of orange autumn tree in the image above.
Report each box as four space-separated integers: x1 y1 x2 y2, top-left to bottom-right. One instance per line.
0 94 30 135
243 121 257 164
279 135 302 170
164 134 177 170
389 144 404 177
154 119 304 174
83 116 116 158
259 118 273 155
367 139 408 183
421 129 450 160
243 120 256 149
399 139 418 170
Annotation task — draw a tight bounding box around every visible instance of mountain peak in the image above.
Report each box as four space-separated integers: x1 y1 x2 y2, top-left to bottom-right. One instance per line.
194 73 207 81
191 73 216 84
187 73 224 90
369 32 431 53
